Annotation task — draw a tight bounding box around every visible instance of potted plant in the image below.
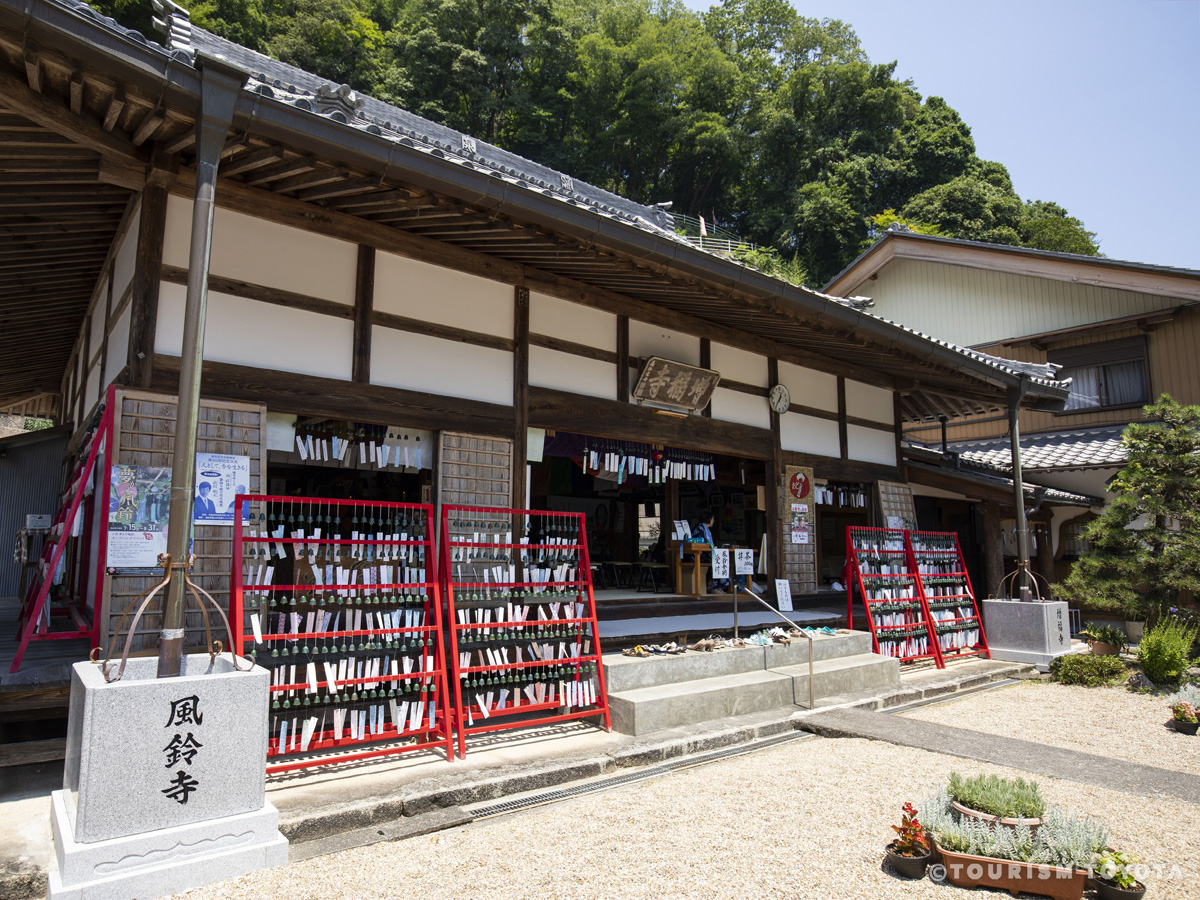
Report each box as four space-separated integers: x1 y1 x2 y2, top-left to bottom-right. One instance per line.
1170 699 1199 735
947 772 1045 831
1081 621 1127 656
885 801 932 878
1094 850 1147 899
922 786 1108 900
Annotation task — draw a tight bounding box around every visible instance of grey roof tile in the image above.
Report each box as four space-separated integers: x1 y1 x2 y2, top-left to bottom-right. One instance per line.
946 424 1129 472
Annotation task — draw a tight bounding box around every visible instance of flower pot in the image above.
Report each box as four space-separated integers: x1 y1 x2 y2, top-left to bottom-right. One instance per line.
934 845 1086 900
1174 719 1199 735
950 799 1043 832
1095 879 1146 900
885 840 930 879
1124 620 1145 643
1088 640 1120 656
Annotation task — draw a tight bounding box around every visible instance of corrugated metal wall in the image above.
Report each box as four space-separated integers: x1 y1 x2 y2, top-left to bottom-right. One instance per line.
907 307 1200 442
865 258 1181 349
0 430 66 597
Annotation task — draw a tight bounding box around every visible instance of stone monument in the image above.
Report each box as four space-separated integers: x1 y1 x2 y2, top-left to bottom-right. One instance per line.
49 654 287 899
981 598 1073 671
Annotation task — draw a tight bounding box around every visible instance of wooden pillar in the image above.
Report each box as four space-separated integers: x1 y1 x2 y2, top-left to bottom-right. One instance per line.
616 314 629 403
1033 512 1056 595
352 245 375 383
699 338 711 417
97 260 114 388
767 357 782 582
837 376 848 459
127 152 178 388
513 286 530 509
981 502 1005 598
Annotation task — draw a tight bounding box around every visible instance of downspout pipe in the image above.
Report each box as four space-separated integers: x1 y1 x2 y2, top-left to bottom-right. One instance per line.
158 54 248 678
1007 376 1033 601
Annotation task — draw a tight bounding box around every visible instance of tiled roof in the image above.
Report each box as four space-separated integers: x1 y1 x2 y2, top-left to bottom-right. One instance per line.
947 425 1129 472
902 444 1101 506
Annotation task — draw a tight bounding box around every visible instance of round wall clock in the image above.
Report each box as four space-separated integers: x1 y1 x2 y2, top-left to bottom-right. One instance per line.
768 383 791 415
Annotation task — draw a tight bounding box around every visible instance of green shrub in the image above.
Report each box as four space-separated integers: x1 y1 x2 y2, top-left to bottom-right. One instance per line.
1137 617 1199 685
947 772 1046 820
1048 653 1127 687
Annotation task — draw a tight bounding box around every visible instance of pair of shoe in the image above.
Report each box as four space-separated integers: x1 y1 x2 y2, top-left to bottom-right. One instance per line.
687 638 714 652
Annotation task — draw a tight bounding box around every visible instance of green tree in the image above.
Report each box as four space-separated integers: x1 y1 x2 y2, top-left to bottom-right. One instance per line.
900 170 1024 246
267 0 384 91
1058 396 1200 621
1019 200 1101 256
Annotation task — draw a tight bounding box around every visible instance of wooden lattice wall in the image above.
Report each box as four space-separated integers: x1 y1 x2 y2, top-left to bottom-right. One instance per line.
101 388 266 653
438 432 513 511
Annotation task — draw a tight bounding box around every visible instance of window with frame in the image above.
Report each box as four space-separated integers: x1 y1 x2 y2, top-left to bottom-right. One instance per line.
1050 336 1148 411
1058 514 1096 561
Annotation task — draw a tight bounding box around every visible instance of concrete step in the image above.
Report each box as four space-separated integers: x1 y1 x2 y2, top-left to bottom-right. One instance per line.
602 631 871 693
774 653 900 706
608 670 794 736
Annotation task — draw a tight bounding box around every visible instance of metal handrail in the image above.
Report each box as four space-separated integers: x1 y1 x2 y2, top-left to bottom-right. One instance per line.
732 585 815 710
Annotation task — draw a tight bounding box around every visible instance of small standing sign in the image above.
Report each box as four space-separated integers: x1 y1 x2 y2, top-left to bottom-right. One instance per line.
711 548 730 581
775 579 793 611
734 548 754 576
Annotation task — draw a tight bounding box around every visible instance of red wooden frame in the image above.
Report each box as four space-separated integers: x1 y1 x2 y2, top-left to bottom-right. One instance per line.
440 504 611 759
905 530 990 662
845 525 944 668
231 494 454 773
9 386 109 673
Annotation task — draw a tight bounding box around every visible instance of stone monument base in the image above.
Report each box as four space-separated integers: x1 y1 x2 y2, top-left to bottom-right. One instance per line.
982 599 1073 671
49 789 287 900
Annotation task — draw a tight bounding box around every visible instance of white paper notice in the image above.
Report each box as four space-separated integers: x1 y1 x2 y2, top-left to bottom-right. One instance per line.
711 548 730 580
734 548 755 576
775 578 793 611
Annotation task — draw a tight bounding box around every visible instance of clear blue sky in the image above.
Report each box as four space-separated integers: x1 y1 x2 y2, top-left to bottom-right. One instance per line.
683 0 1200 269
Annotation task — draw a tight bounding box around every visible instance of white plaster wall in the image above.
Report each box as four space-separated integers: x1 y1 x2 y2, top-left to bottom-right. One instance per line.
163 195 356 305
155 281 354 380
845 379 894 424
88 281 107 356
84 363 100 413
266 412 297 452
710 387 771 429
111 204 140 300
629 321 700 365
375 250 513 338
711 343 767 386
104 305 131 385
778 361 837 412
371 326 512 405
530 292 616 350
780 412 840 458
530 346 616 400
847 424 896 466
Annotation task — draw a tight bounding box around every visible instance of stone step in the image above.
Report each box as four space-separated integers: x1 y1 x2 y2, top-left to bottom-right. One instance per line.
608 670 795 736
774 653 901 706
602 631 871 693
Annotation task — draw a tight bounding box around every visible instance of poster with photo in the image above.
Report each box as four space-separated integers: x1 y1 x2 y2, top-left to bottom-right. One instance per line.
194 453 251 525
107 464 171 568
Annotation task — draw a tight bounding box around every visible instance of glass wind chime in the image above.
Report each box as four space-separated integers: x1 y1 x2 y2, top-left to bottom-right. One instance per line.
581 437 716 484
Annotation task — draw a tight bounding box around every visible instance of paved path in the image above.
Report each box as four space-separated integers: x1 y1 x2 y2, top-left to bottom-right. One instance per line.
801 707 1200 805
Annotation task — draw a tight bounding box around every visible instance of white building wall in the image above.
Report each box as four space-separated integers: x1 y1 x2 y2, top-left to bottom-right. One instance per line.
375 250 513 338
846 424 896 466
155 281 354 381
629 321 700 365
530 292 616 350
845 379 894 424
780 412 840 457
162 195 357 305
711 343 767 386
529 346 615 400
371 326 512 406
111 204 140 301
778 361 838 412
709 387 771 429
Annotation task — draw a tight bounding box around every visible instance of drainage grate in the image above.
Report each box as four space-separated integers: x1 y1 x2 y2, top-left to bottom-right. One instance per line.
470 730 812 820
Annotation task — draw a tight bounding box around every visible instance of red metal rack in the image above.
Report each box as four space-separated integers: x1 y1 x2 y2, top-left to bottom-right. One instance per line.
905 530 990 662
440 505 611 759
845 526 944 667
10 389 108 673
231 495 454 773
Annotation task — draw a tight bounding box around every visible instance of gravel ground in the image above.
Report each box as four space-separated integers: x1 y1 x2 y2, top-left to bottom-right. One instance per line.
176 735 1200 900
902 680 1200 776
